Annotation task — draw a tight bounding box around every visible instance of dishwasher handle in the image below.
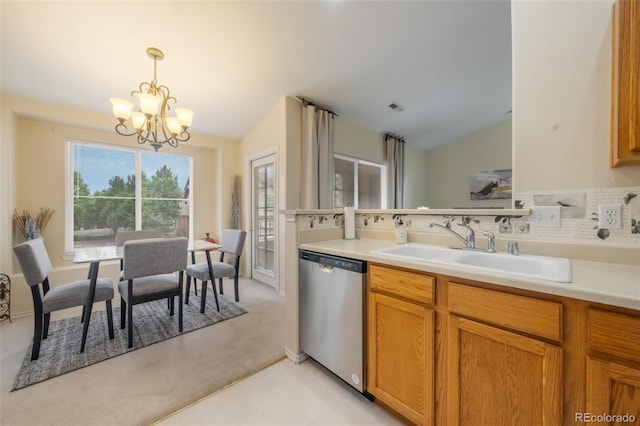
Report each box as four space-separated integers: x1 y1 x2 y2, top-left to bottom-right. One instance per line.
318 263 335 273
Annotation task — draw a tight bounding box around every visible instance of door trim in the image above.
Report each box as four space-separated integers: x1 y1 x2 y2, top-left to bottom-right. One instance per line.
245 148 278 290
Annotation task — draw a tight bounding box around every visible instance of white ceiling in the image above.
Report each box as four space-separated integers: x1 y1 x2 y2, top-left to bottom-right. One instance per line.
0 1 511 151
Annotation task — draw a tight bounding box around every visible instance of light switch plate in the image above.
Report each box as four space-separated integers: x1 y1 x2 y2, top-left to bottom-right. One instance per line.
598 204 622 229
530 206 562 228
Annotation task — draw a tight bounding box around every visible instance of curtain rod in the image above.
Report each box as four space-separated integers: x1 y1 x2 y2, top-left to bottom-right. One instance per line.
297 96 339 117
384 132 406 143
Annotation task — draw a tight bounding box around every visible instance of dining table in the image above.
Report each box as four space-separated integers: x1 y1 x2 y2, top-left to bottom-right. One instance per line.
73 239 220 352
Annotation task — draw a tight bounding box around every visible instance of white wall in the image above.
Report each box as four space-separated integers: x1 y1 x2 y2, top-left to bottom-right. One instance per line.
512 0 639 192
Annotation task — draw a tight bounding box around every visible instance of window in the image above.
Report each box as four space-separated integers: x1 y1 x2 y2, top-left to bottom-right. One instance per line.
66 140 192 252
334 155 386 209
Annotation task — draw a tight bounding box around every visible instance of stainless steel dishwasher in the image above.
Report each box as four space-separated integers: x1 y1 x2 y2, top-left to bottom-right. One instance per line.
299 250 366 393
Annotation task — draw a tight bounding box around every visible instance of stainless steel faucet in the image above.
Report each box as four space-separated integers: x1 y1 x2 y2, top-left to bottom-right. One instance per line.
429 222 476 249
483 231 496 253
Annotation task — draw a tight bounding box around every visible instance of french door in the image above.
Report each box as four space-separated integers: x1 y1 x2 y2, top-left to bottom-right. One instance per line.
251 154 277 288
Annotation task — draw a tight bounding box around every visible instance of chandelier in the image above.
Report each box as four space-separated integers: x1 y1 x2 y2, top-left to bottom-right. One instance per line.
110 47 194 151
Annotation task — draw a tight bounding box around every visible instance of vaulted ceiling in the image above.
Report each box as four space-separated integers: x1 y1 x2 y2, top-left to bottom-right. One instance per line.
1 1 511 150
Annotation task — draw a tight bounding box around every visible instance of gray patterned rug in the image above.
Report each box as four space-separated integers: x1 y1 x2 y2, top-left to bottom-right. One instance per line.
12 293 247 391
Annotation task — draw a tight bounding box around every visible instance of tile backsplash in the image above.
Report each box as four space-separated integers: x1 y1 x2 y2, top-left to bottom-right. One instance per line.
296 187 640 248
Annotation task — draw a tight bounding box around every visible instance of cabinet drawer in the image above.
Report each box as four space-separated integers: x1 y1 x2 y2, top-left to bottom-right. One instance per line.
588 309 640 362
369 264 434 305
448 282 562 341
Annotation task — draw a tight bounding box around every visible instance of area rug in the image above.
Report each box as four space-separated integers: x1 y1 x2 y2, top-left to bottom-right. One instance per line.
12 293 247 391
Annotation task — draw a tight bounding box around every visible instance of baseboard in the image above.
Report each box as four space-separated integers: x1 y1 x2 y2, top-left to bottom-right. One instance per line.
284 347 308 364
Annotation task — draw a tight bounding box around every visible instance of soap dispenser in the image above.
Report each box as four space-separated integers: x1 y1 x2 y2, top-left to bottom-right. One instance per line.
395 218 408 244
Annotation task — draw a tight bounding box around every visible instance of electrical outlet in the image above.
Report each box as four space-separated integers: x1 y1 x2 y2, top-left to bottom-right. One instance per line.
598 204 622 229
530 206 562 227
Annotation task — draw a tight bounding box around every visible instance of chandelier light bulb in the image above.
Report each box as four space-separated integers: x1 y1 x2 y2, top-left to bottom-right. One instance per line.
111 98 133 121
165 117 181 136
175 108 194 129
137 93 160 116
131 111 147 130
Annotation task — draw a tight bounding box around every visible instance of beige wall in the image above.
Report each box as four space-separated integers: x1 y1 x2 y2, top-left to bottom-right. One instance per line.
423 119 512 209
512 0 640 192
334 116 385 163
1 95 239 313
403 144 431 209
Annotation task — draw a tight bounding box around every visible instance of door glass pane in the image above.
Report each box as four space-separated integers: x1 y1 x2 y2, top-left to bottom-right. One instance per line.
254 162 275 273
358 163 382 209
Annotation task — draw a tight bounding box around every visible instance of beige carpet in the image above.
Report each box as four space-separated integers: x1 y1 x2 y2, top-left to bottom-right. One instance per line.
0 278 286 426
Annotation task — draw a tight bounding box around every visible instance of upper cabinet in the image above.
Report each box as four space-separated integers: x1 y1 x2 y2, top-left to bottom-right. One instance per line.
611 0 640 167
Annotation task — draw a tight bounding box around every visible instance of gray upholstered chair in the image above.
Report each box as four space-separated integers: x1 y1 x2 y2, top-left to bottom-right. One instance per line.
115 229 163 275
13 238 114 360
185 229 247 313
118 237 188 348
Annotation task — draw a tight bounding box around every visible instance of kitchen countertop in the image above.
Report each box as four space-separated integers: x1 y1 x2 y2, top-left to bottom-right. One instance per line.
299 238 640 311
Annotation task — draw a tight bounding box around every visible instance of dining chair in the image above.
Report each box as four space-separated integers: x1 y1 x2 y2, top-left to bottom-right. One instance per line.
13 238 115 360
118 237 188 348
185 229 247 313
115 229 163 275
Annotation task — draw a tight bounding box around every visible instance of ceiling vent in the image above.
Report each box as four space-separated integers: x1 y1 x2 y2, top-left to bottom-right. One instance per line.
388 102 405 112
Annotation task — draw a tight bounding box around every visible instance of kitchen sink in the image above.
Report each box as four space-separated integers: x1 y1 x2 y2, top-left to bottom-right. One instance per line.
452 251 572 283
370 243 572 283
370 243 458 263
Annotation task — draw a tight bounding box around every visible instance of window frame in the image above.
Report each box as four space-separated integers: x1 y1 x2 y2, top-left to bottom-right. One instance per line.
334 154 387 209
64 139 193 257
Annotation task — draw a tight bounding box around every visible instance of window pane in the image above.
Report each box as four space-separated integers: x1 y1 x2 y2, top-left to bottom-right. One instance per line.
141 152 190 197
140 151 190 238
142 199 188 237
358 163 382 209
73 145 135 248
334 158 354 208
70 141 192 251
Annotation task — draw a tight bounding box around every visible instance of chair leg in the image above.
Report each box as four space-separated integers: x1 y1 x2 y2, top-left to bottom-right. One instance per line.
194 279 198 296
200 281 208 314
43 312 51 339
212 278 220 312
178 279 183 332
170 296 175 316
127 300 133 348
120 298 126 329
185 275 191 304
81 305 86 323
234 275 240 302
106 300 114 339
31 308 43 361
219 277 224 295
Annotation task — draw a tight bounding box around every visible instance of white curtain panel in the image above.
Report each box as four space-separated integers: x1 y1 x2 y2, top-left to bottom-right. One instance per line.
386 134 405 209
301 103 335 209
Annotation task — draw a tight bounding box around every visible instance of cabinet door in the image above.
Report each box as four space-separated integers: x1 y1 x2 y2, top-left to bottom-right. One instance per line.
448 316 562 426
368 291 434 425
587 358 640 422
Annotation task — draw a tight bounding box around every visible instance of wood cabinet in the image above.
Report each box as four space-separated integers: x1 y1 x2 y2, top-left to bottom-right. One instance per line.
367 265 435 425
446 283 563 426
586 309 640 421
610 0 640 167
365 264 640 425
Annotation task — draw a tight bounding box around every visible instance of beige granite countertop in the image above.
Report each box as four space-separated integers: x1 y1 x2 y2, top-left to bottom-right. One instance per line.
299 238 640 311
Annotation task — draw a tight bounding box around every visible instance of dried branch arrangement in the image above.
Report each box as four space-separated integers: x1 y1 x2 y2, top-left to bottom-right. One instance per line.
12 207 56 239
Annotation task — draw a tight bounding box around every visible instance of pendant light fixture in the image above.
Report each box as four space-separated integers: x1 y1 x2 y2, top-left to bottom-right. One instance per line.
110 47 193 151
